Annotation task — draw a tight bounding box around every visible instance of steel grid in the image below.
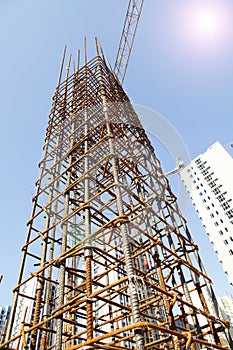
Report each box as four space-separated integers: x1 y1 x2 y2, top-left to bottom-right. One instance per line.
1 51 231 350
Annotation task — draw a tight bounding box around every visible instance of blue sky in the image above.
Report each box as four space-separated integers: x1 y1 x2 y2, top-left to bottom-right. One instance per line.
0 0 233 305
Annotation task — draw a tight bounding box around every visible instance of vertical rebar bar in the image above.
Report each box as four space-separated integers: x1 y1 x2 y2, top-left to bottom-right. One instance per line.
96 40 145 349
55 54 72 350
83 38 94 346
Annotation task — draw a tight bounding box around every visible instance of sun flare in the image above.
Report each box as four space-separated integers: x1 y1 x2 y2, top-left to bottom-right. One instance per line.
192 9 222 38
178 1 232 53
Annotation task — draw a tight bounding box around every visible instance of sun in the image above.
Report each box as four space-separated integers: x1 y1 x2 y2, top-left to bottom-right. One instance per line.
178 1 232 53
192 8 222 38
196 12 219 33
148 0 233 61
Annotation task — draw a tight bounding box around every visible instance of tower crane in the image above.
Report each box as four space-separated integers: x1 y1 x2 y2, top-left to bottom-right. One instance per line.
114 0 144 84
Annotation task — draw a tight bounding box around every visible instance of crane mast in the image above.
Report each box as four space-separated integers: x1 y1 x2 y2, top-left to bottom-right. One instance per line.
114 0 144 84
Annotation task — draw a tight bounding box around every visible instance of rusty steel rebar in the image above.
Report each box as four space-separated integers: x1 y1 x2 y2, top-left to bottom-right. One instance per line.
1 43 232 350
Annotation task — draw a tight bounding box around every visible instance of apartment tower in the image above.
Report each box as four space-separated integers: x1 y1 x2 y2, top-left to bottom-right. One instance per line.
180 141 233 286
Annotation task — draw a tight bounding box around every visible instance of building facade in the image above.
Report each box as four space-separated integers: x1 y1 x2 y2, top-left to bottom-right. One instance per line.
218 295 233 338
0 306 11 341
11 279 36 340
180 141 233 286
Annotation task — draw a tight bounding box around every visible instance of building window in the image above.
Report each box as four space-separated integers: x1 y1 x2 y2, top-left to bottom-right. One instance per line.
217 194 225 203
202 199 206 203
195 158 201 165
199 192 203 196
210 213 214 218
198 164 205 170
230 237 233 242
202 169 208 175
226 210 233 219
219 230 223 235
206 206 210 210
225 228 228 232
224 240 228 245
209 181 216 188
214 221 219 226
212 187 221 195
229 249 233 256
220 219 223 223
205 175 212 182
221 202 230 210
196 186 199 190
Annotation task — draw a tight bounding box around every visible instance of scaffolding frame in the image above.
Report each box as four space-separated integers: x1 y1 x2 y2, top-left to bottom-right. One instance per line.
1 43 231 350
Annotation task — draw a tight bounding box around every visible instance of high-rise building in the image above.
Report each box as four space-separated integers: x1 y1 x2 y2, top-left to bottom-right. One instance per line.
1 51 232 350
180 141 233 286
10 279 36 348
0 306 11 341
218 295 233 338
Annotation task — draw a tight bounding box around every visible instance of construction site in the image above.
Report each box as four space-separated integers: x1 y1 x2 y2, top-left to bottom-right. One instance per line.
0 1 233 349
